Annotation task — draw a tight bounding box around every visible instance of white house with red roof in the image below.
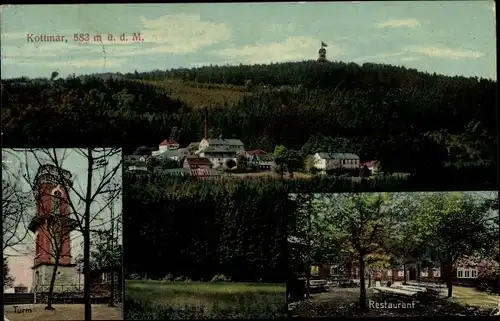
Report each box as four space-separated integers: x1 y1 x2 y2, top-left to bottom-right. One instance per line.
152 138 188 161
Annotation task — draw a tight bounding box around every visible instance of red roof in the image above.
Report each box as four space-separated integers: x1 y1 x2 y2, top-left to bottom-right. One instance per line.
246 149 266 156
159 139 179 146
185 157 212 166
361 160 377 167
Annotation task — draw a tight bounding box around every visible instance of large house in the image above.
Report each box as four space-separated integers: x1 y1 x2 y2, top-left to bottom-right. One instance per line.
195 147 238 169
198 136 245 154
246 150 276 171
312 152 360 171
312 259 488 285
152 139 188 161
183 156 213 170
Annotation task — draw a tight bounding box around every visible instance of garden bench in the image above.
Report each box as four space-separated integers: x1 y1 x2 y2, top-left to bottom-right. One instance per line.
394 285 427 293
373 286 418 300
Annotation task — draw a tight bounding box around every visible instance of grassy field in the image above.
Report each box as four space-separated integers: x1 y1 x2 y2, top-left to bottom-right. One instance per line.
3 304 122 320
289 286 499 317
125 280 286 319
138 79 248 108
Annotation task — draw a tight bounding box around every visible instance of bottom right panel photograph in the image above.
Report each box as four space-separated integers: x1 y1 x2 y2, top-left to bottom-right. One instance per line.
287 191 499 317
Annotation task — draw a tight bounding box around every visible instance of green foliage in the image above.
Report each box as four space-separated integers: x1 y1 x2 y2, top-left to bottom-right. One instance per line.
2 61 496 188
225 158 236 169
134 146 151 155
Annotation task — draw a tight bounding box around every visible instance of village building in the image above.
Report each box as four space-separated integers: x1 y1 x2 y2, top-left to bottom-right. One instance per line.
311 259 488 286
183 156 213 170
196 146 238 169
152 139 188 161
312 152 360 171
198 135 245 155
124 155 148 162
126 165 149 172
360 160 379 174
246 150 276 171
14 283 28 294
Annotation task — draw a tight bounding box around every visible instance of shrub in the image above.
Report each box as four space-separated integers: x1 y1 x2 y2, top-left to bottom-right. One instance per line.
162 273 175 282
211 274 232 282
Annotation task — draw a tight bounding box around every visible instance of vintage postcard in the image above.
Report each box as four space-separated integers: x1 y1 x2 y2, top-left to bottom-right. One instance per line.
1 2 497 320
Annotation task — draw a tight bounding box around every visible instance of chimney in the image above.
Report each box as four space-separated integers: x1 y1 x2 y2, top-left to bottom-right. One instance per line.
204 107 208 140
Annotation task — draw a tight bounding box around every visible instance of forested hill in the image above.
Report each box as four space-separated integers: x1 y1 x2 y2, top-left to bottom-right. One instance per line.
2 60 497 178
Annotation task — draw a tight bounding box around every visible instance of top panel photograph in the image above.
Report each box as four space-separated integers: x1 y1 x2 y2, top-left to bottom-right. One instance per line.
1 1 497 192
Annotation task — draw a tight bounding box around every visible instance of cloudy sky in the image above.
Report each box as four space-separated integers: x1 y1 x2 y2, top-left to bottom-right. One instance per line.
2 148 122 292
1 2 496 79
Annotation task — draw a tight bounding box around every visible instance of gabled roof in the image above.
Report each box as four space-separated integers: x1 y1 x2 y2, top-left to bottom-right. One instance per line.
199 147 238 154
155 148 188 158
360 160 378 167
159 139 179 146
203 138 244 146
246 149 266 156
316 152 360 160
185 156 212 166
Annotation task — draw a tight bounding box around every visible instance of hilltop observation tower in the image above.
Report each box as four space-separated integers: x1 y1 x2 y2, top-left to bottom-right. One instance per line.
317 41 328 62
30 164 78 293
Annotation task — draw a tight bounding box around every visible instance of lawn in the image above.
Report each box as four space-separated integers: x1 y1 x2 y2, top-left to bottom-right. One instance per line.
124 280 286 319
289 285 499 317
3 304 122 320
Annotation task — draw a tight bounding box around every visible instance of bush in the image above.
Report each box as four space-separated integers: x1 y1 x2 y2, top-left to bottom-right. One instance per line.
162 273 175 282
128 273 142 280
174 276 186 282
211 274 232 282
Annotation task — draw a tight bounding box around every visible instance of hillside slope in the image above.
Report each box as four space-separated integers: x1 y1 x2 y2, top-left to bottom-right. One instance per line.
2 60 496 184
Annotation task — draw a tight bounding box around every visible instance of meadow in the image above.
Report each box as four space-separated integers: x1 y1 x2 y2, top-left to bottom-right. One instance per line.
124 280 287 319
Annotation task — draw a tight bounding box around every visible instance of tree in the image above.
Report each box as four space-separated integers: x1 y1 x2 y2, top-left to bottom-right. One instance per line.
320 193 401 309
225 159 236 170
2 166 30 251
414 192 495 297
133 146 151 155
19 148 122 320
360 166 371 178
4 257 15 288
50 71 59 81
237 154 248 170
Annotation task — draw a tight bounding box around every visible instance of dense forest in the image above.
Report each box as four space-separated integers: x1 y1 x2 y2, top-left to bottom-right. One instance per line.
2 60 496 189
124 173 289 282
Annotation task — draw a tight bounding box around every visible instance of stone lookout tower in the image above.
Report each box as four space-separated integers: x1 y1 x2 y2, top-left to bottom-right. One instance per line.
317 41 328 62
30 164 78 293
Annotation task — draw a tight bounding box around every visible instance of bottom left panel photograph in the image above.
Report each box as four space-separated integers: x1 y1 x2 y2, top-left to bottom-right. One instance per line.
3 148 123 321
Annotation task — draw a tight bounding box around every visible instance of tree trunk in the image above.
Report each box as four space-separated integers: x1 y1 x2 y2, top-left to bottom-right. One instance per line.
359 256 366 309
403 264 407 284
417 263 420 283
83 228 92 320
45 261 60 310
109 271 115 307
446 261 453 297
84 147 93 320
305 264 311 299
392 269 395 283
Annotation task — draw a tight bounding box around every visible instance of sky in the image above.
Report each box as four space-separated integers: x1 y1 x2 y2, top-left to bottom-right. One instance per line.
2 148 122 292
1 2 496 80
